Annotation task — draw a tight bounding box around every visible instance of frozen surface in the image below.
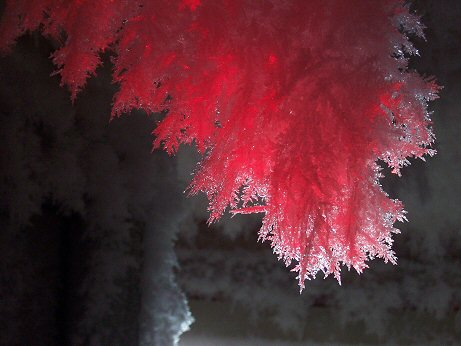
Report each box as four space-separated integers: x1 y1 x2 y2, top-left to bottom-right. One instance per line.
180 335 350 346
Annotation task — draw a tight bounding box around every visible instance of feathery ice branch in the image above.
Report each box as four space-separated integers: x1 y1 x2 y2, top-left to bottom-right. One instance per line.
0 0 439 290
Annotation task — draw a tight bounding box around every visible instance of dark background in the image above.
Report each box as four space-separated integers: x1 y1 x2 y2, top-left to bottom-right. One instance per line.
1 1 461 345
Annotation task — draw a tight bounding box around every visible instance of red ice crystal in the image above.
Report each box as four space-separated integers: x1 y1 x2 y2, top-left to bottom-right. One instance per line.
0 0 439 289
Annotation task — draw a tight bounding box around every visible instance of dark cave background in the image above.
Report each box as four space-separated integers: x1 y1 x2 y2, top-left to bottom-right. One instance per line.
1 1 461 345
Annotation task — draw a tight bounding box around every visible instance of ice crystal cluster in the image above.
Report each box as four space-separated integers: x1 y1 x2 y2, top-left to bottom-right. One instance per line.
0 0 438 289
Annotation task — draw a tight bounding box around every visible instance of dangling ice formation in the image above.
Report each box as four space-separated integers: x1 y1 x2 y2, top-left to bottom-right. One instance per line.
0 0 439 290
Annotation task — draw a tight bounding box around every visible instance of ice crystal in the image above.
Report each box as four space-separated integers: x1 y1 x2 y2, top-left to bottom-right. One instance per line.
0 0 439 289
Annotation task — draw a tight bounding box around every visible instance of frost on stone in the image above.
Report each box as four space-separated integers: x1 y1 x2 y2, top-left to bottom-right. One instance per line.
0 0 439 289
